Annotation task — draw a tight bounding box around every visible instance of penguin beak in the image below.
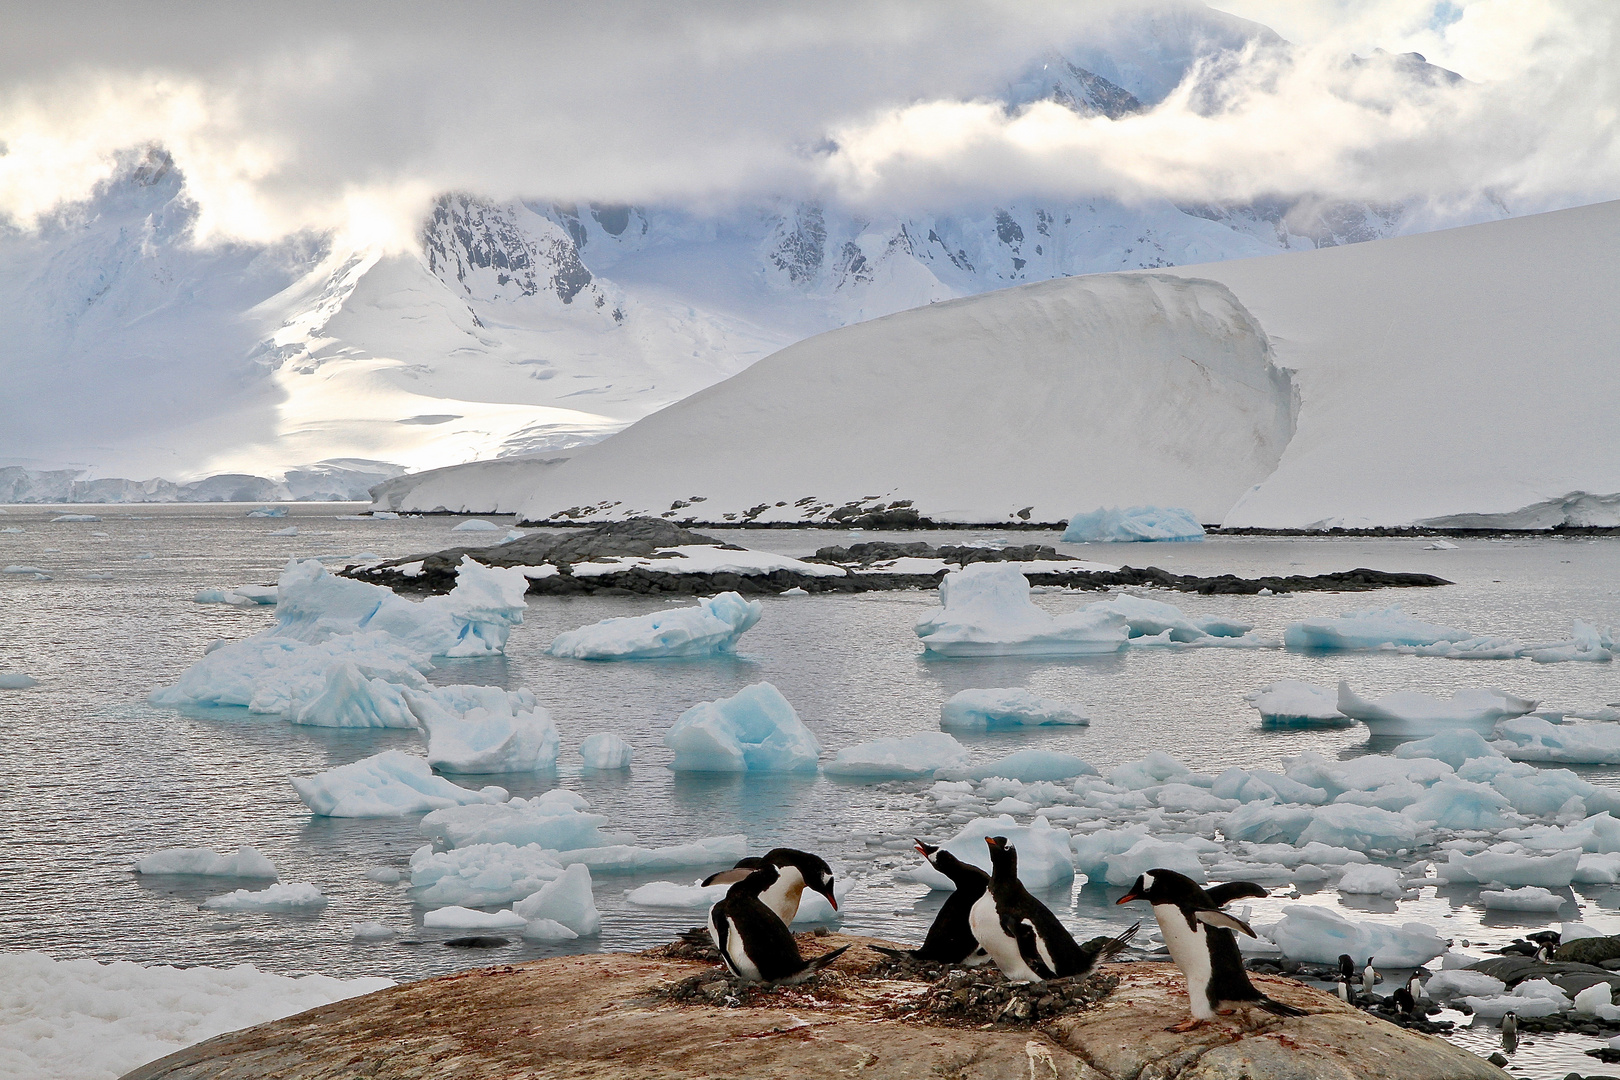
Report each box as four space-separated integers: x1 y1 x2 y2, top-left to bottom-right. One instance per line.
1116 890 1141 905
821 885 838 911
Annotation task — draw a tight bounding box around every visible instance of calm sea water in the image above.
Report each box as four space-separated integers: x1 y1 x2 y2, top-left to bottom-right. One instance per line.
2 505 1617 1076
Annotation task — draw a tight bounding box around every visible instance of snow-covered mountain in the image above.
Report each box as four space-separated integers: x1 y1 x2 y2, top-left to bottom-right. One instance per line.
0 3 1490 501
501 199 1620 531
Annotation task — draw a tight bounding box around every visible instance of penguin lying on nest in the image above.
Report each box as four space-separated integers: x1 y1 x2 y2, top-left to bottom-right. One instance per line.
870 840 992 967
970 836 1139 983
701 848 839 926
1117 868 1307 1031
707 863 851 984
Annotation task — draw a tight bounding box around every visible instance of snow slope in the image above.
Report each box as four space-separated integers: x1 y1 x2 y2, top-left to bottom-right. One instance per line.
510 201 1618 529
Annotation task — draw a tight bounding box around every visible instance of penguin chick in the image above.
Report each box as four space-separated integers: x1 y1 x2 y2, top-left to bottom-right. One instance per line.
707 865 851 984
1117 868 1307 1032
970 836 1138 983
870 841 992 967
702 848 838 928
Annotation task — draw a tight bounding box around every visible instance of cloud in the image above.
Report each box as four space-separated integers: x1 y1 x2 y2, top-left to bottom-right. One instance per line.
0 0 1615 248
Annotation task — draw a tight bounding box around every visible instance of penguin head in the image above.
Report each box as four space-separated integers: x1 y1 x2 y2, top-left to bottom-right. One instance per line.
914 839 940 861
765 847 838 910
984 836 1018 878
1115 868 1199 907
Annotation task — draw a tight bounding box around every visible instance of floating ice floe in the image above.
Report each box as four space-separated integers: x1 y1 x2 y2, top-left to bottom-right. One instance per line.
579 733 633 770
1424 539 1459 550
1062 506 1204 543
451 519 503 532
201 882 327 912
1434 847 1580 888
50 514 100 522
0 672 39 689
969 750 1098 783
1394 729 1504 768
351 921 399 940
1528 621 1616 663
1090 594 1260 646
664 682 821 772
1574 983 1620 1020
1336 681 1537 735
624 880 727 909
290 661 417 729
151 632 430 715
405 684 559 773
291 750 506 817
514 863 600 936
1480 885 1568 911
1283 606 1471 651
1103 837 1216 885
1425 969 1506 998
409 843 568 907
825 731 968 779
419 789 621 850
135 846 278 879
898 814 1075 891
548 591 761 660
915 563 1128 657
1464 979 1571 1019
938 687 1089 729
1243 681 1349 726
422 906 527 930
1260 905 1446 966
246 507 287 518
1337 864 1406 899
1493 716 1620 764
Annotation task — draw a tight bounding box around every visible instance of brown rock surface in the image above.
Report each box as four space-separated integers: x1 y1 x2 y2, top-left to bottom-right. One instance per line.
123 936 1505 1080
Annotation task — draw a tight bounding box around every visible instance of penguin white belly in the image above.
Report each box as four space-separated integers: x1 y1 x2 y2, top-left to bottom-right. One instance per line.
758 866 804 926
969 893 1042 983
1152 902 1215 1019
719 916 763 981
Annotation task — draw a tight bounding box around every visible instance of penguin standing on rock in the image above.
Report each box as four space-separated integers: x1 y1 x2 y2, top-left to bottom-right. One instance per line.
707 864 850 984
969 836 1138 983
1117 868 1308 1032
702 848 839 927
1361 957 1377 997
870 841 991 967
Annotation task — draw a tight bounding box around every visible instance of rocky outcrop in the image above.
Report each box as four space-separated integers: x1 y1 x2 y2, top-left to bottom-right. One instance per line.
125 936 1503 1080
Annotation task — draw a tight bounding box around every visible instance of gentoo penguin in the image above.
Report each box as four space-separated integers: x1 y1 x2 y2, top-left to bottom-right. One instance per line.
1337 954 1356 983
870 841 991 967
1336 978 1354 1005
702 848 838 927
1117 868 1307 1032
1361 957 1377 996
1391 986 1415 1016
1501 1010 1519 1052
1407 973 1426 1003
969 836 1138 983
706 864 850 984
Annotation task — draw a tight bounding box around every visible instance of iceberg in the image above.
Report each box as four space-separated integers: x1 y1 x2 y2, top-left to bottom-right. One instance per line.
1402 778 1517 830
405 684 559 773
0 672 39 689
1062 506 1204 543
624 880 728 909
514 863 600 936
1493 716 1620 765
290 661 417 728
149 632 430 714
1394 729 1504 769
1103 837 1212 886
135 846 278 879
422 906 527 930
915 563 1128 657
419 790 623 851
1283 606 1471 651
579 733 633 770
970 750 1098 783
547 591 761 660
898 814 1074 891
1243 681 1349 726
1435 848 1580 888
201 882 327 912
246 506 286 517
1336 681 1537 735
1296 803 1421 853
1337 864 1405 898
1480 886 1567 911
1221 803 1317 845
409 842 565 907
663 682 821 772
1528 621 1616 664
522 919 580 942
451 519 503 532
1262 906 1447 966
291 750 506 817
939 687 1089 729
1087 594 1249 643
1426 969 1507 998
557 835 749 875
1464 979 1571 1019
824 731 968 779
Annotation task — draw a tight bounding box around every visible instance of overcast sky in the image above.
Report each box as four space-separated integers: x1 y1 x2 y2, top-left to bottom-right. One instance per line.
1 0 1614 248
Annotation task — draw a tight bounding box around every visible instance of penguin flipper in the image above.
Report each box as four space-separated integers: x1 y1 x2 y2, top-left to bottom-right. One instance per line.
1255 996 1308 1018
1204 881 1268 907
1195 909 1257 938
709 905 737 976
701 865 762 888
868 944 920 961
1010 917 1057 981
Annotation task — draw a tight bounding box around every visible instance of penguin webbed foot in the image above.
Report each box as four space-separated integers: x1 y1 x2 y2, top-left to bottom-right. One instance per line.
1167 1017 1207 1032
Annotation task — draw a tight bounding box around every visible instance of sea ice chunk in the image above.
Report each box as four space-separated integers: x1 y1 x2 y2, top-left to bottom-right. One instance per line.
1222 803 1316 845
268 526 298 537
1493 717 1620 764
513 863 600 935
408 842 565 907
1426 969 1506 998
451 519 503 532
1085 594 1229 642
0 672 40 689
914 563 1128 657
422 906 527 930
1283 606 1471 651
899 814 1074 891
522 919 579 942
579 733 633 770
1337 864 1405 898
1480 886 1567 911
405 684 559 773
970 750 1097 782
1465 979 1571 1018
624 881 729 909
1528 622 1616 663
1337 681 1537 735
1402 778 1516 830
246 507 286 517
290 661 417 728
560 835 750 875
1262 906 1446 966
1103 838 1211 885
1394 729 1504 768
1062 506 1204 543
201 882 327 912
135 846 278 879
1296 803 1420 853
663 682 821 772
824 731 968 778
351 921 398 940
1435 848 1580 887
548 592 761 660
291 750 505 817
150 632 431 714
939 687 1089 729
419 790 622 850
1243 681 1349 726
1573 982 1620 1019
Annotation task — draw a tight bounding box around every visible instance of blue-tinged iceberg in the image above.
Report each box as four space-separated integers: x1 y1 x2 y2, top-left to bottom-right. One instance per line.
915 563 1128 657
1062 506 1204 543
939 687 1089 730
405 684 559 773
1282 605 1470 651
1336 681 1537 736
547 591 761 660
290 750 506 817
824 731 968 779
663 681 821 772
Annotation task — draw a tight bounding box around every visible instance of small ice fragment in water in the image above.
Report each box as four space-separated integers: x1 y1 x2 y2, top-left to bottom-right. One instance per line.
578 732 633 770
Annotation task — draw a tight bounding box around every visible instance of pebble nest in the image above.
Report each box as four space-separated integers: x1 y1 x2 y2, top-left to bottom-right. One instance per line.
898 968 1119 1026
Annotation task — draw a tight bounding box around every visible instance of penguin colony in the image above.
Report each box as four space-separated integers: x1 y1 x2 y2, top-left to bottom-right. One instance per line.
701 838 1312 1032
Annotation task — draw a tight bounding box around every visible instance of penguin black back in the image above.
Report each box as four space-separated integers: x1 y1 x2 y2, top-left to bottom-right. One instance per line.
707 866 849 984
980 836 1136 980
702 848 838 926
908 841 991 965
